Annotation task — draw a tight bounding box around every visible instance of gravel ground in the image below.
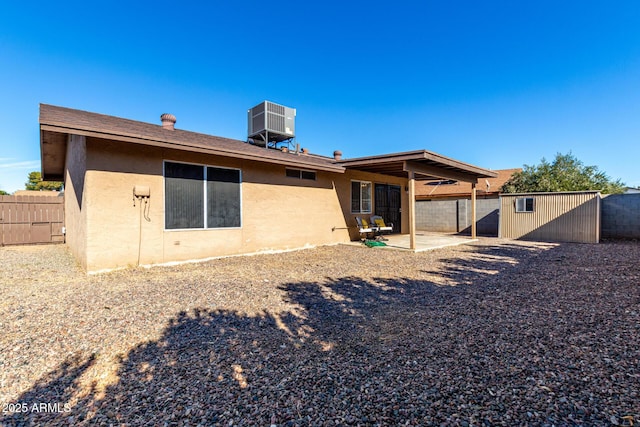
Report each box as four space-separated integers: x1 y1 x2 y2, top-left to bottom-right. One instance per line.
0 239 638 426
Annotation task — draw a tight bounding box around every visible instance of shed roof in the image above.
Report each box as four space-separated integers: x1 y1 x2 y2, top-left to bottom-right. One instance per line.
500 190 601 197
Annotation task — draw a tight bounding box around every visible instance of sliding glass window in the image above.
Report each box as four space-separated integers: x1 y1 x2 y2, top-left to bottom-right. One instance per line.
165 161 241 229
351 180 372 214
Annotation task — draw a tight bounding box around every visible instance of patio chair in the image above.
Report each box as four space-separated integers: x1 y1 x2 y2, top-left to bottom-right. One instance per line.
370 215 393 239
355 216 376 240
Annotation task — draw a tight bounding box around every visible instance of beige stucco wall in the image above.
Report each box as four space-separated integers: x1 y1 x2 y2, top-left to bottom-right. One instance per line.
64 137 411 272
335 169 409 239
64 134 88 269
79 139 332 271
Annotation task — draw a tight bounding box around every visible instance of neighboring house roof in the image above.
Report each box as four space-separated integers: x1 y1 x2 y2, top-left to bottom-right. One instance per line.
40 104 497 183
40 104 344 181
624 187 640 194
415 168 520 199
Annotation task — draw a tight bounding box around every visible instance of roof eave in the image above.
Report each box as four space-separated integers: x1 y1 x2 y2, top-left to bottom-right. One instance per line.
40 127 67 181
337 150 497 181
39 124 345 174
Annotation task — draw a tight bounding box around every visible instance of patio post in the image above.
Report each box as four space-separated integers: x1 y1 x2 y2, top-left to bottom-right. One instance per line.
409 171 416 250
471 182 477 239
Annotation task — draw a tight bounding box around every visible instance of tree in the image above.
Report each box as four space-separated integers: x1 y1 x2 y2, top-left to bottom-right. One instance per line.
501 152 625 194
25 171 63 191
0 189 9 195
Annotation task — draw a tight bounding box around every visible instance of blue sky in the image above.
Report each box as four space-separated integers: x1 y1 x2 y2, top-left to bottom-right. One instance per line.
1 1 640 193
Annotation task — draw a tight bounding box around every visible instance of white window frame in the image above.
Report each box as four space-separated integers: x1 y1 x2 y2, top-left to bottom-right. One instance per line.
351 180 372 214
515 197 535 213
163 160 243 230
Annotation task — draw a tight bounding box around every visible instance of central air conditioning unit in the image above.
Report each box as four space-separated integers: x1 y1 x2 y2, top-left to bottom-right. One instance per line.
247 101 296 146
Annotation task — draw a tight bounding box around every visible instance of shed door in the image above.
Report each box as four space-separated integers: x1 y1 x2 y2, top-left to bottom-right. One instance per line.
374 184 401 233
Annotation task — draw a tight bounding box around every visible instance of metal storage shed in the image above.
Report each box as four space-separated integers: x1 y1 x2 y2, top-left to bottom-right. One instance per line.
499 191 601 243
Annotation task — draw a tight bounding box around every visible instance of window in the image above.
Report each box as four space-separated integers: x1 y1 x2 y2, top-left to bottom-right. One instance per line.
206 167 242 228
515 197 535 213
301 170 316 180
164 162 204 229
286 168 316 180
165 161 241 229
351 180 372 213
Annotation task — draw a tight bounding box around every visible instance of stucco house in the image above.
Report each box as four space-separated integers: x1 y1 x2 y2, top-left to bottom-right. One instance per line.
40 104 497 272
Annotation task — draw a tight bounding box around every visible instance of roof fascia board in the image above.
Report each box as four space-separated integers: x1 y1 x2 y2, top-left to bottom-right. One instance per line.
340 150 497 178
420 151 497 177
338 152 424 166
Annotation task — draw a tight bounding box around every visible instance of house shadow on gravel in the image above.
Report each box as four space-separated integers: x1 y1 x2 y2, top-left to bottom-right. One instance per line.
3 242 638 426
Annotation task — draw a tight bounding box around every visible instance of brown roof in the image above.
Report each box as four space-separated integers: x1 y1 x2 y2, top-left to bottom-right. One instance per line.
40 104 498 185
40 104 343 181
415 168 520 199
338 150 498 182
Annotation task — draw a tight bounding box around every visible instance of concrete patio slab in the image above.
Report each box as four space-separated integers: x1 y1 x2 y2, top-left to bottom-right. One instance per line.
345 232 478 252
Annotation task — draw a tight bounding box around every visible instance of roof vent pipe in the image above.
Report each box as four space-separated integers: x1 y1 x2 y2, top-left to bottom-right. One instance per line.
160 113 176 130
333 150 342 161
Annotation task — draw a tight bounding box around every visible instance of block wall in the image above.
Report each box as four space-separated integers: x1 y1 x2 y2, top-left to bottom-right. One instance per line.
601 194 640 239
416 198 499 236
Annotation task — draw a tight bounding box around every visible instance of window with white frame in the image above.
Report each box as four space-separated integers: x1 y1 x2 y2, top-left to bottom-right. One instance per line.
515 197 535 213
164 161 241 229
351 180 372 213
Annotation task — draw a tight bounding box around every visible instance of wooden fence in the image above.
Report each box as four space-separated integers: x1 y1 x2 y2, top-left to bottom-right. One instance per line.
0 195 64 245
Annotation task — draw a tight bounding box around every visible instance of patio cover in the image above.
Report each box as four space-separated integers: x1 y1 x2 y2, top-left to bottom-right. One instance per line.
338 150 498 248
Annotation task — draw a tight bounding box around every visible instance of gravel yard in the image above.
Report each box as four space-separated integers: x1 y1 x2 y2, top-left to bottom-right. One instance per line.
1 239 638 426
